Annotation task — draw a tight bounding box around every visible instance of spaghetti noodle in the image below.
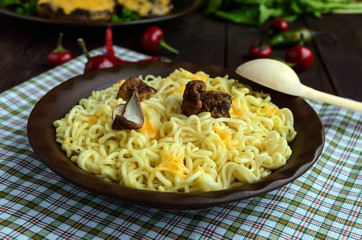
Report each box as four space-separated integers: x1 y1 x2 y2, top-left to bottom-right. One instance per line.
54 68 297 192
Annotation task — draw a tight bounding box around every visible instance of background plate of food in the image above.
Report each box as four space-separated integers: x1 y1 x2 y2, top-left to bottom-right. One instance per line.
27 61 325 210
0 0 202 26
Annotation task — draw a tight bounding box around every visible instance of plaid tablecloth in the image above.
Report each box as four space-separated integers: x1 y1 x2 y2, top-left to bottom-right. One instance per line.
0 46 361 240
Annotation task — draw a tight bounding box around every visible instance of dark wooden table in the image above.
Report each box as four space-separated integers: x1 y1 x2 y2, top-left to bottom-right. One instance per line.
1 10 361 101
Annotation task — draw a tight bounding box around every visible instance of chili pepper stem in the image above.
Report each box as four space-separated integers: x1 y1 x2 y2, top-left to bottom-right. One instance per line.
298 33 305 45
77 38 92 60
54 32 66 53
257 35 270 49
271 57 296 68
159 39 179 54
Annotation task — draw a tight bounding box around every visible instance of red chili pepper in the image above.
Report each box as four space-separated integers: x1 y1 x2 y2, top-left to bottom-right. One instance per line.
271 18 289 33
105 25 115 58
140 26 179 55
78 36 163 73
105 26 164 65
249 43 272 59
284 33 314 71
105 25 126 65
48 32 73 67
84 55 115 73
285 45 314 71
77 38 115 73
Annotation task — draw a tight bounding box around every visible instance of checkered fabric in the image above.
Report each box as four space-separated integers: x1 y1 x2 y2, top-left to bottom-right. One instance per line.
0 46 361 240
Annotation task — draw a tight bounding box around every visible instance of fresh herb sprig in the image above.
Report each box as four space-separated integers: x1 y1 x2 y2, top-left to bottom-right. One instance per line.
0 0 37 16
203 0 362 26
0 0 141 21
111 8 141 22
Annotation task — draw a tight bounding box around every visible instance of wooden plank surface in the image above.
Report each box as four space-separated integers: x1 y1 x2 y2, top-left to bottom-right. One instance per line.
0 12 361 102
226 18 337 96
306 14 362 101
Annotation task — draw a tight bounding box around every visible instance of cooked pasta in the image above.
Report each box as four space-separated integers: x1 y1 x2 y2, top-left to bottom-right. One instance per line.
54 68 297 192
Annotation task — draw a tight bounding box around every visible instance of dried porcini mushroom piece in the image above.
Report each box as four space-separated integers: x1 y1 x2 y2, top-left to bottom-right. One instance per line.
181 80 207 116
116 76 157 101
181 80 232 118
112 91 144 130
200 90 232 118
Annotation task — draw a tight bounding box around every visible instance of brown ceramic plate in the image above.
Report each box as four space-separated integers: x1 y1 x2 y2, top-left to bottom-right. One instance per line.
0 0 202 27
27 61 325 210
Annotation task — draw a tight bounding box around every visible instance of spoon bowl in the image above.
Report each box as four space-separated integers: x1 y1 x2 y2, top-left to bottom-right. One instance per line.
236 59 301 96
236 59 362 112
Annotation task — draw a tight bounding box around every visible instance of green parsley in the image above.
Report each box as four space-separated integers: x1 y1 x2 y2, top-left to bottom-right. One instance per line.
203 0 362 26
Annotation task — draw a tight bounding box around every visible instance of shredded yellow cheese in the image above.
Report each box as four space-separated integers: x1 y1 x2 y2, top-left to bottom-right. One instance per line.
117 0 171 17
86 115 99 125
153 152 186 178
230 100 247 117
113 80 126 89
38 0 114 15
213 126 234 149
264 105 279 117
171 86 185 94
137 119 160 140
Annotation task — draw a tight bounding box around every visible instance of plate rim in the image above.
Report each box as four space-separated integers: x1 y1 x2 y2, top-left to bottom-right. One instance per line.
0 0 203 27
27 61 325 210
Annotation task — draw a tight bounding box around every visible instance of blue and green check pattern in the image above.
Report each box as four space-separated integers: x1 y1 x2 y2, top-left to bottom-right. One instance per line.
0 47 361 240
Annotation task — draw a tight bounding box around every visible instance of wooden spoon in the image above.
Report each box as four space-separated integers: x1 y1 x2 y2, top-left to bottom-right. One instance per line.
236 59 362 112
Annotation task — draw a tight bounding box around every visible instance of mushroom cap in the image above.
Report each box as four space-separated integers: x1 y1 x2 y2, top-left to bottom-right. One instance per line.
112 91 144 130
116 76 157 101
181 80 206 116
200 90 232 118
181 80 231 118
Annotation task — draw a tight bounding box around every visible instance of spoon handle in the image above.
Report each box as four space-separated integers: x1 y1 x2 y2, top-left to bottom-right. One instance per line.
301 85 362 112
